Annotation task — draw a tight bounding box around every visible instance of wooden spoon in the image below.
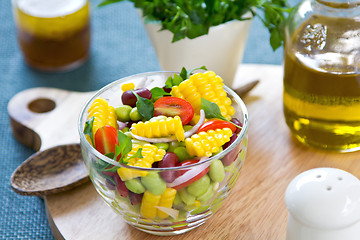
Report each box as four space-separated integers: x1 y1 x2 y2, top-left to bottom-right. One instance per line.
11 144 88 196
8 81 259 196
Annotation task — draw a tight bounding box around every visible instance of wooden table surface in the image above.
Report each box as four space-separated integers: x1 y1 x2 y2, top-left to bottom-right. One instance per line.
39 64 360 240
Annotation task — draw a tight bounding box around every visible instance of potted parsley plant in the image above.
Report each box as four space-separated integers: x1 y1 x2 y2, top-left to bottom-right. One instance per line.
99 0 290 86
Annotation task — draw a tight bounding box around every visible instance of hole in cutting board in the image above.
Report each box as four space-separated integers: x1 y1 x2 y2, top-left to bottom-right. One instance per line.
28 98 56 113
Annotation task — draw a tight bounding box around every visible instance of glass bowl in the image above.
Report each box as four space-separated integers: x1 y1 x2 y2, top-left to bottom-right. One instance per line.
78 71 248 235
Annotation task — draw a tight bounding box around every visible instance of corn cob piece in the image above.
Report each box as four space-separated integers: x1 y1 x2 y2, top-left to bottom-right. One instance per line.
121 82 135 92
157 188 177 219
140 188 177 219
130 116 185 142
87 97 118 138
185 128 233 157
117 144 166 181
171 71 235 123
140 190 161 219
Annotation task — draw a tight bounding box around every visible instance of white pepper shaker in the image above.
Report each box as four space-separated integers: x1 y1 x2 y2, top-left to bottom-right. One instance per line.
285 168 360 240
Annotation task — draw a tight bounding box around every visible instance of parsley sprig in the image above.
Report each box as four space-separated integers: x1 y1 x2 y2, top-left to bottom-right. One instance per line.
201 98 241 129
99 0 291 50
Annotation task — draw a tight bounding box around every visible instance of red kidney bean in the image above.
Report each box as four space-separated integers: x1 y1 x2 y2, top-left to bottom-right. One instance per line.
128 192 143 205
163 86 172 93
223 133 238 150
113 173 129 198
102 171 117 190
105 178 116 190
158 153 179 183
222 150 241 167
222 133 240 166
231 118 242 134
121 88 152 107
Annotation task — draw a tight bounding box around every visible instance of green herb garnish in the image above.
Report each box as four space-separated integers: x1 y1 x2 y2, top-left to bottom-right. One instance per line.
185 66 207 79
165 73 184 89
165 66 207 88
83 116 95 146
201 98 241 129
131 89 154 120
150 87 171 101
115 130 133 163
98 0 291 50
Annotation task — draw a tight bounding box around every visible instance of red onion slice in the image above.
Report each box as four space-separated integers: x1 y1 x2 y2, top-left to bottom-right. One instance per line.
129 110 205 143
184 109 205 138
167 157 209 188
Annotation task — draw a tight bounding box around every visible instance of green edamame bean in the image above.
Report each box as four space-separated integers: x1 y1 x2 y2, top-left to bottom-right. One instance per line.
187 174 210 197
197 183 215 203
141 172 166 195
173 192 182 205
122 127 130 133
224 162 235 172
149 116 167 122
168 141 186 152
125 178 145 194
115 105 132 122
178 188 195 205
129 107 142 121
153 142 169 151
191 205 209 215
183 125 193 132
212 147 223 156
173 146 191 162
209 159 225 182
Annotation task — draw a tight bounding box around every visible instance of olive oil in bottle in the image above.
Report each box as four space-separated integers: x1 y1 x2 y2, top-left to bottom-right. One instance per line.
283 12 360 152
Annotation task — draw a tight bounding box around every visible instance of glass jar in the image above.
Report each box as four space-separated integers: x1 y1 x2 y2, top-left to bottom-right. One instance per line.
283 0 360 152
12 0 91 72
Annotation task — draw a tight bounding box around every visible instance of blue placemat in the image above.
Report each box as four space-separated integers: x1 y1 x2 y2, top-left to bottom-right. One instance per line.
0 0 286 239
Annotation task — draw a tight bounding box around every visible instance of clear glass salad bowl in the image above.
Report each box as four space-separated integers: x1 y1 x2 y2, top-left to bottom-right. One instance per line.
78 71 248 235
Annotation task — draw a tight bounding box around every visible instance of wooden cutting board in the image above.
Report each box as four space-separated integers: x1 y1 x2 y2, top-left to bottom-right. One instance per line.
9 64 360 240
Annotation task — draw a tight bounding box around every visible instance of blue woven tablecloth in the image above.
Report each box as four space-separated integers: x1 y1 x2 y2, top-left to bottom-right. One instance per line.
0 1 284 239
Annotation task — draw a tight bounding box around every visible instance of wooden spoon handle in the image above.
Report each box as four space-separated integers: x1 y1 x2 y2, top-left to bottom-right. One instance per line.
8 87 94 151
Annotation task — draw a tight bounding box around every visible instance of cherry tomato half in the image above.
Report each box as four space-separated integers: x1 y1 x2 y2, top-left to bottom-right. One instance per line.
94 125 119 155
197 119 237 134
154 97 194 125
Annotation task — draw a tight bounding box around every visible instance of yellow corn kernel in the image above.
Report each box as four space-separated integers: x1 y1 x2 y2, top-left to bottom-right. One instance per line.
131 116 185 141
185 128 233 157
117 144 166 181
87 97 118 137
171 71 235 121
121 82 135 92
157 188 177 219
140 190 161 219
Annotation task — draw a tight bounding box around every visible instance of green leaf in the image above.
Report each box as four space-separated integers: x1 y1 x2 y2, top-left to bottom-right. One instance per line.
123 148 143 163
98 0 291 50
179 67 188 80
187 66 207 78
201 98 228 121
201 98 241 128
131 89 154 120
150 87 171 101
83 117 95 146
115 130 133 163
172 74 184 86
164 73 184 88
98 0 123 7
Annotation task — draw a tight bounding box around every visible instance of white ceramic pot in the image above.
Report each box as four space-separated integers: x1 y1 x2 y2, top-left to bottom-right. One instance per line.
144 19 252 87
